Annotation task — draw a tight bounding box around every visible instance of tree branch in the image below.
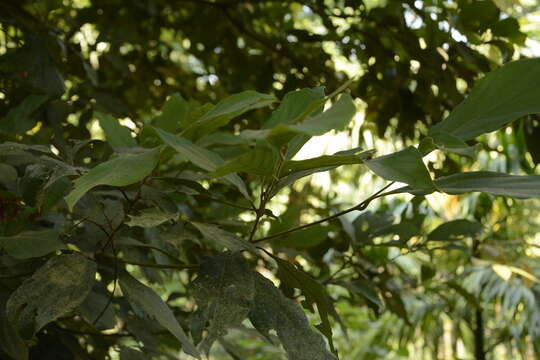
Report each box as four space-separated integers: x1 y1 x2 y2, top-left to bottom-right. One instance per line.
253 182 394 244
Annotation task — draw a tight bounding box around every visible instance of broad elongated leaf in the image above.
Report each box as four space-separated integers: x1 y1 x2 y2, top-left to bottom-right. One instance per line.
289 93 356 136
185 91 276 138
428 131 477 157
191 253 255 355
437 172 540 198
0 94 48 134
0 297 28 360
119 272 200 359
192 253 336 360
209 147 276 178
191 222 256 253
272 256 338 354
0 229 65 259
153 93 189 132
393 171 540 198
270 148 373 197
428 219 483 241
152 127 249 198
76 288 116 330
6 254 96 338
126 208 178 228
64 148 161 211
280 152 369 177
96 112 136 148
429 58 540 140
365 146 436 191
263 87 325 129
249 272 337 360
241 93 356 147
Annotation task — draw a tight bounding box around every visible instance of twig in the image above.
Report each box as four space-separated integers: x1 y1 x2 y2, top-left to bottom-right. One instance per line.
195 193 255 211
252 182 394 244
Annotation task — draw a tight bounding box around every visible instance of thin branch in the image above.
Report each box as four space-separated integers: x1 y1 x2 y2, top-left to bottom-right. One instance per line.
252 182 394 244
195 193 255 211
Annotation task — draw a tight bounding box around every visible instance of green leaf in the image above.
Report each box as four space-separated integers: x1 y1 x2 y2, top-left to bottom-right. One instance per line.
272 256 338 354
393 171 540 198
263 87 325 129
288 93 356 136
185 91 276 138
429 131 477 158
0 297 28 360
76 289 116 330
0 163 18 189
428 219 483 241
0 229 65 259
280 151 369 177
191 252 336 359
6 254 96 338
154 93 190 132
64 148 161 211
0 94 48 134
273 225 329 249
249 271 337 360
191 253 255 355
209 147 276 178
126 208 179 228
241 93 356 148
429 58 540 141
151 127 249 198
96 112 136 148
341 279 383 310
365 146 436 191
191 222 256 253
435 172 540 198
119 271 200 359
270 148 373 197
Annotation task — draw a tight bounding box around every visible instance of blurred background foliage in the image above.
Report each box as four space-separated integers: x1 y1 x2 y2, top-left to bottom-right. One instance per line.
2 0 540 359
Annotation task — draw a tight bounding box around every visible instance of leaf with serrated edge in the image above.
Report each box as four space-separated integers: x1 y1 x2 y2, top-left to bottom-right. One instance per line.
119 271 200 359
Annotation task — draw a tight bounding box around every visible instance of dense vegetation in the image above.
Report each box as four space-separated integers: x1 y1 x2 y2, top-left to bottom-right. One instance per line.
1 1 540 359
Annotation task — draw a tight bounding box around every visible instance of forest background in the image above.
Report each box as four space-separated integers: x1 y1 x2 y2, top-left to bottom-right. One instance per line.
2 0 540 359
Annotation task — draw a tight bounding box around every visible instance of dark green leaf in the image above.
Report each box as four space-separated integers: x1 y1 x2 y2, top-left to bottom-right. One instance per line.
272 256 338 354
0 229 65 259
96 112 136 148
191 253 255 355
64 147 161 211
6 254 96 338
429 58 540 141
249 271 337 360
0 94 48 134
428 219 483 241
366 146 436 191
154 93 190 132
209 147 276 178
126 208 178 228
151 127 249 198
263 87 325 129
191 222 256 253
119 271 200 359
185 91 276 138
